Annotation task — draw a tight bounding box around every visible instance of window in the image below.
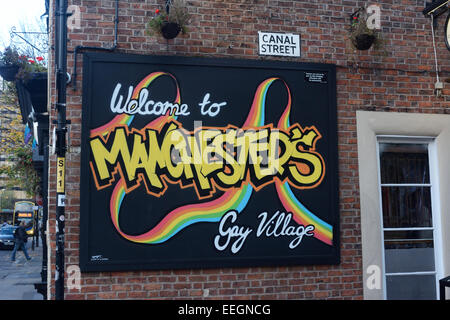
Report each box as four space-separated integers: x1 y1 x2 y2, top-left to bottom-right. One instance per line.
356 111 450 300
377 138 442 300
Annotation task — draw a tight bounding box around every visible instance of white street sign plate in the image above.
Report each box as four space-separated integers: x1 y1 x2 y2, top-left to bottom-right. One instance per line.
258 32 300 57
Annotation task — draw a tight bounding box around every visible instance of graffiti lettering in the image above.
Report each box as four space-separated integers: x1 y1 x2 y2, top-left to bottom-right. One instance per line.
257 211 315 249
89 120 325 199
87 72 335 249
198 93 227 117
214 210 315 253
214 210 252 254
110 83 190 116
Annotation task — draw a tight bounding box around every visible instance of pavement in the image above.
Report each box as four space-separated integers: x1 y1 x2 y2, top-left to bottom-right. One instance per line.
0 238 44 300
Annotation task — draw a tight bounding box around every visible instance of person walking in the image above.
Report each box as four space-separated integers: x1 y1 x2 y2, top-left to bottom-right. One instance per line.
11 221 31 262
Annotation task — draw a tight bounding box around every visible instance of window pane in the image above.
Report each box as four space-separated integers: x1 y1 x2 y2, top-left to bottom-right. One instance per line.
384 230 435 273
381 186 432 228
379 143 429 184
386 275 436 300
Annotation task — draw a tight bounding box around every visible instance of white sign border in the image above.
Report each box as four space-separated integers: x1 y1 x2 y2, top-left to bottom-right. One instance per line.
258 31 301 58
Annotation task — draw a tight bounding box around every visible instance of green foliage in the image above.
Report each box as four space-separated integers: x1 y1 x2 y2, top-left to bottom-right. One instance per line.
0 47 28 65
0 46 47 82
146 0 190 37
147 13 170 36
0 82 18 105
348 7 383 51
0 144 40 197
16 58 47 82
0 92 40 198
0 190 16 210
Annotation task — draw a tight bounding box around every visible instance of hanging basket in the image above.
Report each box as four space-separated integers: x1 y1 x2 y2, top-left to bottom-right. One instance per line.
161 22 181 40
0 64 20 81
352 34 376 50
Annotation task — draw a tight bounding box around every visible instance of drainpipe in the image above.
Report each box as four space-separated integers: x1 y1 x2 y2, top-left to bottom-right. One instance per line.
55 0 68 300
71 0 118 91
55 0 119 299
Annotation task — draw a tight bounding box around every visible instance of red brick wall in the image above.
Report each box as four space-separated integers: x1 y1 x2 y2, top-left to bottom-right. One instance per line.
46 0 450 299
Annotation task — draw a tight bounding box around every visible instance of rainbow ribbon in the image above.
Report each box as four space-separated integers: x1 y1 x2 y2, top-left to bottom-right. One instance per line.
275 93 333 245
104 77 275 244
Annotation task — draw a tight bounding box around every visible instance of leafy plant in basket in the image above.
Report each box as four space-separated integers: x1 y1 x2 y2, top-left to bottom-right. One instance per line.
147 0 190 40
16 56 47 82
0 47 27 81
349 7 383 51
0 46 47 82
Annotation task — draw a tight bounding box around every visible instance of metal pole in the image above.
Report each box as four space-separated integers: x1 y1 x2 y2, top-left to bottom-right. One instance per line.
55 0 68 300
34 206 39 248
41 129 49 296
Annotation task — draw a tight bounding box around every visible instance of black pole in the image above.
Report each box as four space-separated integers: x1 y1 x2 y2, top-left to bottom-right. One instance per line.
35 206 38 248
55 0 68 300
41 128 49 294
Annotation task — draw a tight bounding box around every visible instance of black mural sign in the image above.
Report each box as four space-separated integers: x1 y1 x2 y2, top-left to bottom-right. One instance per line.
80 52 339 271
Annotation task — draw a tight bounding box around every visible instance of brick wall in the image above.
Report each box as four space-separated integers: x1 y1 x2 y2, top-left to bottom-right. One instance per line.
46 0 450 299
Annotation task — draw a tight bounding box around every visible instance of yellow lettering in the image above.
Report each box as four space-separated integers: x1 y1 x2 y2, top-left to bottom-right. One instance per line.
90 128 130 181
89 121 326 198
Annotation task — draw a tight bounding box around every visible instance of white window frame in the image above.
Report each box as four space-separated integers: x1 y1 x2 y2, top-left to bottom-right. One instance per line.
376 136 443 300
356 111 450 300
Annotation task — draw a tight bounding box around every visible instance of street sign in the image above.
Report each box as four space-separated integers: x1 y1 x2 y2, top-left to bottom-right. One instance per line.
258 31 300 57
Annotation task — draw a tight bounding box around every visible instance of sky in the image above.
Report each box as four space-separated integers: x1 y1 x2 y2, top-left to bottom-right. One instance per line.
0 0 46 50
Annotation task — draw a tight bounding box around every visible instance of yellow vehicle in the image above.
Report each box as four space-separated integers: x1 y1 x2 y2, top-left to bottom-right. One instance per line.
13 201 37 236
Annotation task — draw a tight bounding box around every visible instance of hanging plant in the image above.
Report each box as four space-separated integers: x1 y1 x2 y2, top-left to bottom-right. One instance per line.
0 47 26 81
348 8 383 51
0 47 47 82
146 0 190 40
16 56 47 82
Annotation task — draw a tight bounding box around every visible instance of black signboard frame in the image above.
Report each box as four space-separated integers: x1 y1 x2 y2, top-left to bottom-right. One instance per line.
80 52 339 272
